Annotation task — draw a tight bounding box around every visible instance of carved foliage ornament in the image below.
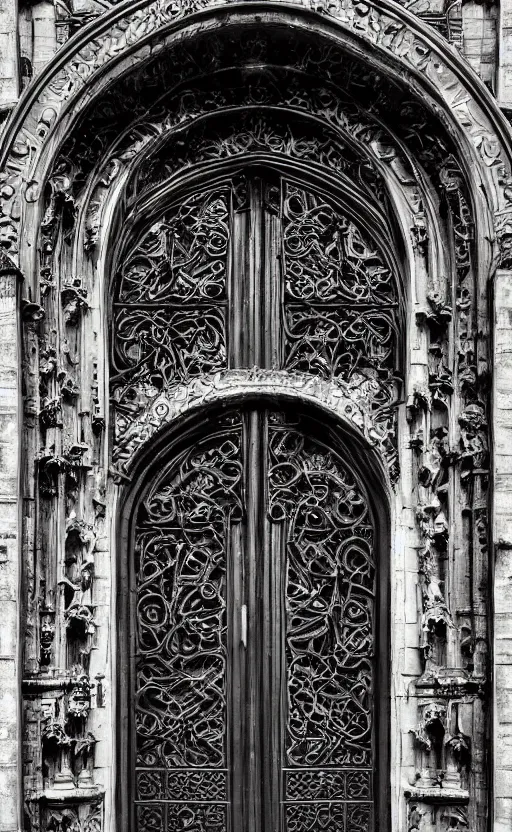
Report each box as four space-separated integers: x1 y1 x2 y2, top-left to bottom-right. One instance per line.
42 31 447 241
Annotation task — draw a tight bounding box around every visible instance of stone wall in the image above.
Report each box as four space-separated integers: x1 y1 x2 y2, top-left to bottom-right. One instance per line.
493 270 512 831
0 261 21 832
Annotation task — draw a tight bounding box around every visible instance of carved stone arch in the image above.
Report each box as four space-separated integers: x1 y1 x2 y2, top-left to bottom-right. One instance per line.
8 3 501 832
116 395 392 832
61 35 445 277
1 2 509 276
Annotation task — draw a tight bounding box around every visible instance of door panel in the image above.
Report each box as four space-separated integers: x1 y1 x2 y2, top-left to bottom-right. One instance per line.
268 414 374 832
134 419 244 831
131 409 376 832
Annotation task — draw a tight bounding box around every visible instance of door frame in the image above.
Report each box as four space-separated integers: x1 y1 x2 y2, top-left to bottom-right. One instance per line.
115 398 391 832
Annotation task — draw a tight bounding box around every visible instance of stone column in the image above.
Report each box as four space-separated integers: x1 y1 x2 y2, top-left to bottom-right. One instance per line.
493 269 512 831
31 1 57 77
0 0 18 106
0 253 21 832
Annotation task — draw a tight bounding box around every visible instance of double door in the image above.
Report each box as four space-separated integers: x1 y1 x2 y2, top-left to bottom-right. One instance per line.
132 406 376 832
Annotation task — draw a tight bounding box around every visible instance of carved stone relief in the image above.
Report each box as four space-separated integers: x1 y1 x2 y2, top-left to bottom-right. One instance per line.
11 5 495 832
2 0 510 273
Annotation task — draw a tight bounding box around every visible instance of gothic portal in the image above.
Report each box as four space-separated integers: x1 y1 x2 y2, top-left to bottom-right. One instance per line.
115 171 392 831
3 1 512 830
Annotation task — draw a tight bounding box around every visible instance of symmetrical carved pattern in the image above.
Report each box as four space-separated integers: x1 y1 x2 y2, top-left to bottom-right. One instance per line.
129 411 377 830
137 769 226 800
133 110 386 205
282 185 395 306
136 803 226 832
134 424 242 826
112 175 400 475
269 416 375 826
112 190 229 393
282 184 397 394
285 801 371 832
16 9 495 832
117 194 229 304
286 769 371 800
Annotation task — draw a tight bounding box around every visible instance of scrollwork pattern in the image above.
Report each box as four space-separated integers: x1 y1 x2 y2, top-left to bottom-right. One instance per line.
285 768 371 800
285 803 345 832
134 426 242 828
282 184 398 394
112 190 229 392
134 112 383 202
117 192 229 303
136 802 226 832
268 416 375 826
113 305 226 387
283 187 395 305
284 305 396 380
167 804 226 832
286 801 373 832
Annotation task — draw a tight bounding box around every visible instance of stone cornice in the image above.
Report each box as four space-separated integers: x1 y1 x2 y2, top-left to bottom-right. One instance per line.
404 787 470 804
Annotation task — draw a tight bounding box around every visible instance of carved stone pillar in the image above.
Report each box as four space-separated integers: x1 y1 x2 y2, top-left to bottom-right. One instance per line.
0 252 22 832
493 269 512 831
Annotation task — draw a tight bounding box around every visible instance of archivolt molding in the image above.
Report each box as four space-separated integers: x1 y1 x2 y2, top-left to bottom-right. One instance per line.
72 75 431 276
109 369 399 479
0 0 510 270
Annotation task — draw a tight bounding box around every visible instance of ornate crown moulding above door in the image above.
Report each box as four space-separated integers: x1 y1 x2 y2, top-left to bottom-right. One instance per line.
109 368 398 484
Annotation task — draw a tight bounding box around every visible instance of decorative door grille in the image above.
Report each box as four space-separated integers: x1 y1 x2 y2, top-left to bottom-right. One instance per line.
112 173 399 435
132 408 376 832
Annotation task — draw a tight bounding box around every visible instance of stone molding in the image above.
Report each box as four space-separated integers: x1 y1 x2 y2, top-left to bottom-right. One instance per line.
0 0 511 268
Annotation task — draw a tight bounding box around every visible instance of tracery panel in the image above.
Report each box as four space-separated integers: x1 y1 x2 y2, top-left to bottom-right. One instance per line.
119 170 392 832
282 183 398 398
131 409 379 832
112 188 230 394
133 422 243 831
268 413 376 831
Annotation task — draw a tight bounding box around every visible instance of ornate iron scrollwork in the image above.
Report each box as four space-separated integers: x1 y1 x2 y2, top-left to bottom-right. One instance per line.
282 183 398 397
132 410 376 831
112 175 400 474
134 422 243 829
268 414 375 829
112 189 229 393
118 171 392 832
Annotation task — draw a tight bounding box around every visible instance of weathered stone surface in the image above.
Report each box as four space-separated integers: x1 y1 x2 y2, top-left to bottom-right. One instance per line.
0 0 509 829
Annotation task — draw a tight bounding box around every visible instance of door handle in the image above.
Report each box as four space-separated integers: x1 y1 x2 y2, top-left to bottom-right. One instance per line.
241 604 247 648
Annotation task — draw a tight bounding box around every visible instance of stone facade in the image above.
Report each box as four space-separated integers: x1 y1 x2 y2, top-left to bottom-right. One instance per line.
1 0 512 830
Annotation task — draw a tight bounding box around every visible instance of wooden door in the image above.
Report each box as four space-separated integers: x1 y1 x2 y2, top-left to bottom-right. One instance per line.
131 406 376 832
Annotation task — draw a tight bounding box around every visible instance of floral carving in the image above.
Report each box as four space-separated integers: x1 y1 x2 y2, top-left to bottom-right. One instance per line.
46 800 102 832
